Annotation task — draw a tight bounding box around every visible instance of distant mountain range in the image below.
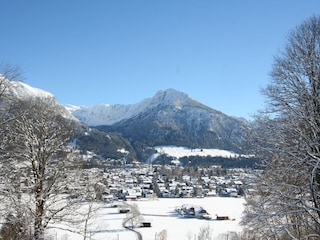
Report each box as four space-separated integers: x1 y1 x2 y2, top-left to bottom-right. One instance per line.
5 81 254 165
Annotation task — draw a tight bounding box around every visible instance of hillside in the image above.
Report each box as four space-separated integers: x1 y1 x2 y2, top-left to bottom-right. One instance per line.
91 89 250 152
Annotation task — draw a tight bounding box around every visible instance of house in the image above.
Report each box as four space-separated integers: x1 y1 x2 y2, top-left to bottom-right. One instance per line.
176 204 211 219
140 219 152 227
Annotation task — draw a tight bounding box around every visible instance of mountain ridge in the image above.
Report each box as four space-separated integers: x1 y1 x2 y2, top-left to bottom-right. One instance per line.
69 88 244 127
91 89 249 152
4 81 252 161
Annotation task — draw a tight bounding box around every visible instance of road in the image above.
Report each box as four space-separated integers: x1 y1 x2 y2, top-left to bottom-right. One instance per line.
122 217 143 240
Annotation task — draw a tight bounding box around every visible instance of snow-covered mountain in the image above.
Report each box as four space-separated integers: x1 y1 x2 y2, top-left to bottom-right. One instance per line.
68 89 192 126
3 81 253 163
5 80 54 100
76 89 250 151
67 102 148 126
4 80 77 120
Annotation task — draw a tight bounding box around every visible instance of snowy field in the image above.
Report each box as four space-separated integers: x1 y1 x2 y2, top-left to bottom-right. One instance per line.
147 146 241 164
49 197 245 240
154 146 239 158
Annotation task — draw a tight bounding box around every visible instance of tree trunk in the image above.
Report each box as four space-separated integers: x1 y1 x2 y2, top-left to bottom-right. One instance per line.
35 188 45 240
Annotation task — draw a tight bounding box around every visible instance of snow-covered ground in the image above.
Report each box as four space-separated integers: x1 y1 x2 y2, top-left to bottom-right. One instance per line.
49 197 245 240
154 146 239 158
148 146 240 164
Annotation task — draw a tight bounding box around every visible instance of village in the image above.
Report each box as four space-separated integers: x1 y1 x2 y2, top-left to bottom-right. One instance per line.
66 156 256 203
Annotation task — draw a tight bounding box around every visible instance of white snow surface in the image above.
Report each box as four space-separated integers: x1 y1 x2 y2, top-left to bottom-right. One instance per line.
48 197 245 240
7 80 54 99
69 102 150 126
154 146 239 159
5 80 78 121
64 104 82 113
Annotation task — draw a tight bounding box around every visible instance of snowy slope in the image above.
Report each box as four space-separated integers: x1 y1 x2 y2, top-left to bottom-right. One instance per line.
5 80 77 120
68 89 196 126
147 145 240 164
154 146 239 158
68 102 149 126
7 80 54 99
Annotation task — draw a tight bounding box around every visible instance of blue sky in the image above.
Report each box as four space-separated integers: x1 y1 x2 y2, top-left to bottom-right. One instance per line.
1 1 319 119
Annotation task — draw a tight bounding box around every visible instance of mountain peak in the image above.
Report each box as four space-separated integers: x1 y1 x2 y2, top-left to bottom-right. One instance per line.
150 89 193 108
67 89 192 126
154 88 189 101
95 88 248 150
154 88 188 98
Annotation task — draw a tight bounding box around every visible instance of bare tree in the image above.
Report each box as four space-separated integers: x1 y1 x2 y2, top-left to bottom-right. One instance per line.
0 64 29 240
216 232 243 240
82 202 96 240
197 224 213 240
0 96 76 240
124 202 143 229
0 63 22 124
0 63 21 97
242 15 320 239
78 177 103 240
0 207 31 240
157 229 167 240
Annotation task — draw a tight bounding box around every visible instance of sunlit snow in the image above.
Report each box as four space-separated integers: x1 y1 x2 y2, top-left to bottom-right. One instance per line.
67 89 195 126
48 197 245 240
154 146 239 158
9 81 54 99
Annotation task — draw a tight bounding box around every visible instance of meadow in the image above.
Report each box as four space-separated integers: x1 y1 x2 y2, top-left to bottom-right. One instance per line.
48 197 245 240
